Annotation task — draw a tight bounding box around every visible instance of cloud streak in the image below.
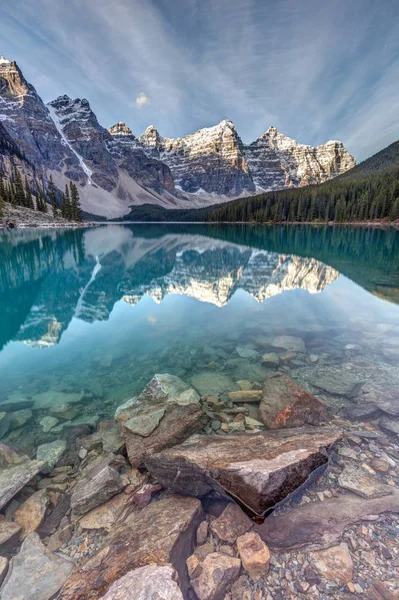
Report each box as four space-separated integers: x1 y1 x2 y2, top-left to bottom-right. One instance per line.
1 0 399 160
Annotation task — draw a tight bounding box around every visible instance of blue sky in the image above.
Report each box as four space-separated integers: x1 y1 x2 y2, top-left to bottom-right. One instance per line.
1 0 398 161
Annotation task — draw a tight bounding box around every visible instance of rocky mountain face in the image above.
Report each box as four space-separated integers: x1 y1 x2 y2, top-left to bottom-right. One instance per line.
0 56 78 175
138 120 255 196
135 122 356 195
48 95 118 191
107 122 175 195
245 126 356 190
0 55 356 217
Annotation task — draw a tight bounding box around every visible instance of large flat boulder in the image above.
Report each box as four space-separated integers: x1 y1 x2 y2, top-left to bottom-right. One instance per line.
98 565 184 600
255 489 399 550
0 532 73 600
0 458 44 510
124 403 208 468
33 390 85 410
271 335 306 353
138 374 191 405
190 372 236 396
310 373 364 398
362 384 399 416
59 495 203 600
70 459 124 516
145 427 341 516
259 374 327 429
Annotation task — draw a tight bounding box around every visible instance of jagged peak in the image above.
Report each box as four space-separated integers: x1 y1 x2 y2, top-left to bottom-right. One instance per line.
108 122 134 136
49 95 91 108
218 119 236 129
48 95 73 105
0 56 12 64
142 124 159 135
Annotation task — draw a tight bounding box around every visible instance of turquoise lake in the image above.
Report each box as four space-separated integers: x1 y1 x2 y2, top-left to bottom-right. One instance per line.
1 224 399 455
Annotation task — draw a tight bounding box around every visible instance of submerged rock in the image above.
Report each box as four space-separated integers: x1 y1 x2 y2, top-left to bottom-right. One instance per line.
227 390 262 404
362 384 399 416
39 416 59 433
0 533 73 600
0 396 34 412
98 565 184 600
59 495 203 600
261 352 280 368
379 415 399 436
36 439 67 472
33 390 85 410
272 335 306 353
236 346 259 359
138 373 190 405
145 427 341 515
9 409 32 429
191 372 236 396
310 373 364 398
259 373 327 429
124 403 208 468
0 458 44 510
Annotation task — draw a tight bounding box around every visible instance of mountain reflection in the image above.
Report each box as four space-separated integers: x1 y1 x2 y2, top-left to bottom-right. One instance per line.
0 224 398 350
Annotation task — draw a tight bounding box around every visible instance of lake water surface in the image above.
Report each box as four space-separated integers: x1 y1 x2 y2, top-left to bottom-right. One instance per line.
1 224 399 454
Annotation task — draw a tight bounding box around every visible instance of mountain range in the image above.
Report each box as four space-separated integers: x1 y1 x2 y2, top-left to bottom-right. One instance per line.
0 55 356 219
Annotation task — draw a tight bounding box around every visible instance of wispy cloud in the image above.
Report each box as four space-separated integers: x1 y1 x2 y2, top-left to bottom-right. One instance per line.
1 0 399 160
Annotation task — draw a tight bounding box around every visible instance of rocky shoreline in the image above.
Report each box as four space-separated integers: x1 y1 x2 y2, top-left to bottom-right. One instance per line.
0 344 398 600
1 202 98 229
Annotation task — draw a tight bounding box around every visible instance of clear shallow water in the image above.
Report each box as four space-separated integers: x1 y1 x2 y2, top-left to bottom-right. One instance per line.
1 224 399 454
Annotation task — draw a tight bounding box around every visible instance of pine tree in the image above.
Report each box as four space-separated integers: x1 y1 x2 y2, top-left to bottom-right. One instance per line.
391 198 399 221
14 169 26 207
24 176 34 210
0 172 6 204
64 184 72 220
48 175 58 218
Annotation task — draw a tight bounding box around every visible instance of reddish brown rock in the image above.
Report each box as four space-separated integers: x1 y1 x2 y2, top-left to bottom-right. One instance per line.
210 503 252 544
236 531 270 580
58 495 203 600
145 427 341 516
124 403 208 468
259 373 326 429
14 489 50 539
255 489 399 550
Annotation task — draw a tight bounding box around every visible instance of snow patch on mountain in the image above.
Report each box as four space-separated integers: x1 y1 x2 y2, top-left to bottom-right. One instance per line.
47 103 93 184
